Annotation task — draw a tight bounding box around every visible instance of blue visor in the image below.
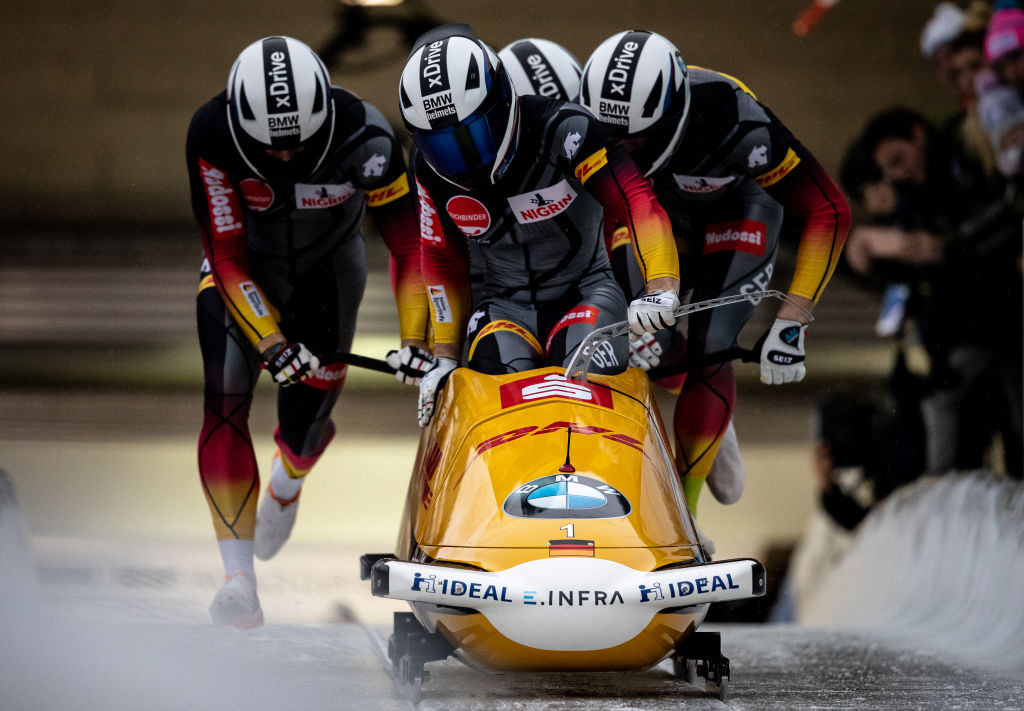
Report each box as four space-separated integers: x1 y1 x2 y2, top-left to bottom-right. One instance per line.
414 110 501 180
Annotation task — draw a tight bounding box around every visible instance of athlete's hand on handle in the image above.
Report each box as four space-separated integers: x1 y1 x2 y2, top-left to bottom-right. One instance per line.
386 345 437 386
755 318 807 385
628 332 663 371
628 289 679 335
262 341 319 386
417 357 458 427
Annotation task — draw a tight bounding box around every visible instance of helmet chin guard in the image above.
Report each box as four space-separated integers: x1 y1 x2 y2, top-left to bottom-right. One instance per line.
227 35 335 181
580 30 691 176
399 25 520 189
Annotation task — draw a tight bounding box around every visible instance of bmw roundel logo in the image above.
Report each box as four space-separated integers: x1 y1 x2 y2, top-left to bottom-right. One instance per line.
502 474 632 519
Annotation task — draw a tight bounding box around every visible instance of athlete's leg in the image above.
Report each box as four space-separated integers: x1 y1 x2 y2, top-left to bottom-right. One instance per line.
676 186 782 513
547 274 629 375
196 268 264 628
255 238 365 559
466 300 545 374
197 274 262 545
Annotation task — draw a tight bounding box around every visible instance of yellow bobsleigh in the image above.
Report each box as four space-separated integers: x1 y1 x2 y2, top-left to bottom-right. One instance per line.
361 294 788 699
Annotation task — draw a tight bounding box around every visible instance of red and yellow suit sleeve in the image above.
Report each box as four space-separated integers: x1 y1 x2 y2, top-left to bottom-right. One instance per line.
757 148 851 303
575 142 679 284
365 172 430 343
195 158 281 347
416 177 471 346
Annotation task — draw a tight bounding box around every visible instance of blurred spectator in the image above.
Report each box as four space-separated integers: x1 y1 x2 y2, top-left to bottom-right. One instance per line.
986 0 1024 94
849 106 1022 478
921 2 967 85
977 67 1024 177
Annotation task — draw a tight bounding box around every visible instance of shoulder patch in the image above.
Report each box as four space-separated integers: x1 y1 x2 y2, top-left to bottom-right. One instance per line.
574 148 608 184
754 147 801 188
366 173 410 207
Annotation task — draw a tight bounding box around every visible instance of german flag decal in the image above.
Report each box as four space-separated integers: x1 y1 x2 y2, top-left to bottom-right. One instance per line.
548 539 596 557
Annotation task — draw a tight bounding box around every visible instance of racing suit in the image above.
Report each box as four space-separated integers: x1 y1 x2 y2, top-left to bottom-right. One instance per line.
415 95 678 375
608 69 850 511
187 87 426 541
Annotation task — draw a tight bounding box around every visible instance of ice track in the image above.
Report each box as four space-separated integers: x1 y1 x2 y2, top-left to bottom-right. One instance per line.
800 471 1024 675
2 470 1022 710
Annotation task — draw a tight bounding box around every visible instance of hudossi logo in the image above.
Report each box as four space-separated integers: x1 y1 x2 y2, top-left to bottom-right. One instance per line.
417 180 444 245
199 160 243 237
703 219 767 256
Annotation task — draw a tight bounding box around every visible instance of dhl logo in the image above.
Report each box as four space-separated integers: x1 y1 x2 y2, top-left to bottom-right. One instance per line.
754 147 801 188
366 174 410 207
574 148 608 184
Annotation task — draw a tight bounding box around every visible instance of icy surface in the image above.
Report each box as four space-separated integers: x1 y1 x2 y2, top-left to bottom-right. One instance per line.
801 472 1024 675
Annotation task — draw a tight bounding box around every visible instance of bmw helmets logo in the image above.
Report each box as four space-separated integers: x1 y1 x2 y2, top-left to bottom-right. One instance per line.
503 474 632 519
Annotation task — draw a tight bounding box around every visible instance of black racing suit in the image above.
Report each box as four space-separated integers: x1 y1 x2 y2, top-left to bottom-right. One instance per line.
608 68 850 511
187 87 425 540
416 95 678 375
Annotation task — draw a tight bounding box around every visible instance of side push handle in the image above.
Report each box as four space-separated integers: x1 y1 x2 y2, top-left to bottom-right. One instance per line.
320 351 397 375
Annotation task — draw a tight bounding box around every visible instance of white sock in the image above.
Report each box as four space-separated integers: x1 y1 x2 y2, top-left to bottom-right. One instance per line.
268 454 304 502
219 539 256 578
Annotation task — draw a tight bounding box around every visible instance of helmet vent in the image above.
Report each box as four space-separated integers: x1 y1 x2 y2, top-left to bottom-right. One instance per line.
580 74 590 105
642 72 663 119
239 83 255 120
400 83 413 109
465 54 480 90
312 77 324 113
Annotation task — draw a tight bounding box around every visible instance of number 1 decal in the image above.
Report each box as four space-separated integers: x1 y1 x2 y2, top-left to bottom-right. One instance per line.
560 523 575 538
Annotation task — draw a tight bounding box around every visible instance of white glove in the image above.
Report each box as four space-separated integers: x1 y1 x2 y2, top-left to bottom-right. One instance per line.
628 289 679 335
262 342 319 386
386 345 437 386
417 357 458 427
628 332 663 371
757 318 807 385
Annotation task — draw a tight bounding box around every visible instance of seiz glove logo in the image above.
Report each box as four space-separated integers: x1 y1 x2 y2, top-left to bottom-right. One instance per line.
767 349 802 365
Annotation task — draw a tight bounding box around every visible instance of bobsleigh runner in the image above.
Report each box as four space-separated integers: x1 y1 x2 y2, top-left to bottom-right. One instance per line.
360 291 799 702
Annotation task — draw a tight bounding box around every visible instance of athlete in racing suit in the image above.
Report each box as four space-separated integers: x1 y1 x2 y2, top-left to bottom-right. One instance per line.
187 36 427 627
582 31 850 514
398 26 680 426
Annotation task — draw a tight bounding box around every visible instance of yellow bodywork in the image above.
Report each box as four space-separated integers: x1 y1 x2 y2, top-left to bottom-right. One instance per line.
394 366 708 672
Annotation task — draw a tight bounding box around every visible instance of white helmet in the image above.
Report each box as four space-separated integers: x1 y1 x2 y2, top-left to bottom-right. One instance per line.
498 38 582 101
399 24 519 189
227 35 335 181
580 30 690 176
